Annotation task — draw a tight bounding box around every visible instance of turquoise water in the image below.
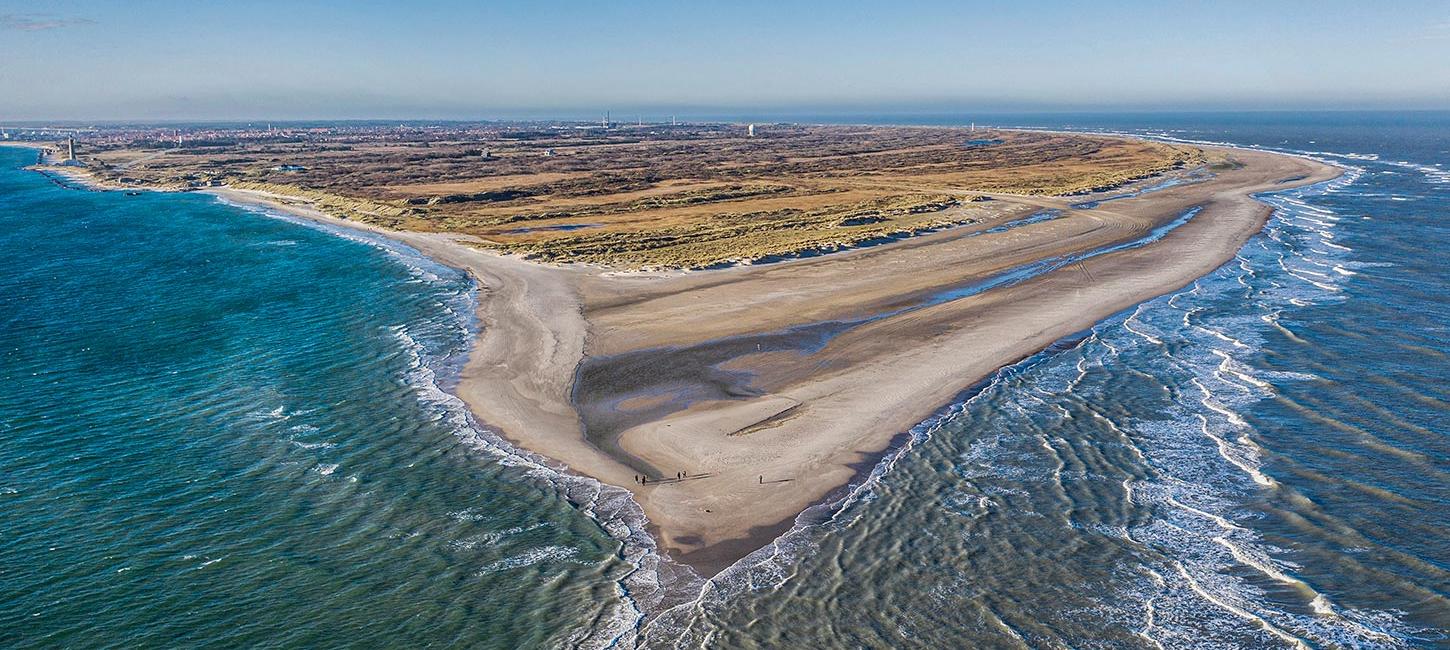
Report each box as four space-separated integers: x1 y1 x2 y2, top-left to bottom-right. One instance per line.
0 147 646 647
3 111 1449 648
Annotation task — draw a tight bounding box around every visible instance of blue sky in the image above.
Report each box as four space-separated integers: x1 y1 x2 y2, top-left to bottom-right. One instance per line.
2 0 1448 120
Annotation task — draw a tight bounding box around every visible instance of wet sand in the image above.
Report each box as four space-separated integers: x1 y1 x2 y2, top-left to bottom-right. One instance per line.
39 138 1339 576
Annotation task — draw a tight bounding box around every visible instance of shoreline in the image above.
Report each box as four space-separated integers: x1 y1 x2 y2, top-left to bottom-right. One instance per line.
13 137 1343 578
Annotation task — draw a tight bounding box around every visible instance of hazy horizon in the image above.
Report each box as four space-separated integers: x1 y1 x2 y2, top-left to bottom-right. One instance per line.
6 109 1450 130
3 0 1449 121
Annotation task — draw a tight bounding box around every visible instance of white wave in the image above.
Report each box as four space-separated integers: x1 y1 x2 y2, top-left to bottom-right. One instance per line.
446 507 493 522
1123 304 1164 345
448 522 549 550
1376 159 1450 184
1261 311 1308 344
476 545 580 575
1138 568 1169 650
1198 324 1251 350
1211 532 1400 645
243 405 289 423
290 440 335 450
1172 562 1312 649
1204 414 1273 487
1212 350 1272 390
1164 493 1244 533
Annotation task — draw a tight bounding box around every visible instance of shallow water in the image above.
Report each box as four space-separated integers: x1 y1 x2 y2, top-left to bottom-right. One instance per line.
3 110 1449 648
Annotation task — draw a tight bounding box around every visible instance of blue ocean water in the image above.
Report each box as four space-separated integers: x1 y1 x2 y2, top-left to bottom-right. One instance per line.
2 110 1448 648
0 147 648 648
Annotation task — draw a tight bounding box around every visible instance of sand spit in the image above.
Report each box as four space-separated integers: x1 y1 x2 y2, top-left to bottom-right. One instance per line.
28 139 1339 576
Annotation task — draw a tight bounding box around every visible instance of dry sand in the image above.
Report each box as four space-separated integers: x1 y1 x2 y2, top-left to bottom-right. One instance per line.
39 138 1339 576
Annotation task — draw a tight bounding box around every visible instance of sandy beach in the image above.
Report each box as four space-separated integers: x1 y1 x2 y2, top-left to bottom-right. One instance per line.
31 136 1340 576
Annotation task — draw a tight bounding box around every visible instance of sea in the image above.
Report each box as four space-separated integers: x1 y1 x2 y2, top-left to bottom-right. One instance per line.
1 111 1447 648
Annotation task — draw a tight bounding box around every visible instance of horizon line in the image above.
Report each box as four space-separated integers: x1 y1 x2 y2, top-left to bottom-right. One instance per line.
5 107 1450 126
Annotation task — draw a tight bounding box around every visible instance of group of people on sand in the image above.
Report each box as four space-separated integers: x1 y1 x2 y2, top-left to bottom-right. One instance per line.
633 470 689 485
631 471 776 485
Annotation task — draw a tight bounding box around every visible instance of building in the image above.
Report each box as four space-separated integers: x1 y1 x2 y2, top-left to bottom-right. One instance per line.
747 124 756 137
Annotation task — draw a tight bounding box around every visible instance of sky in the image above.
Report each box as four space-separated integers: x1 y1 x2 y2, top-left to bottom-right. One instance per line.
2 0 1449 121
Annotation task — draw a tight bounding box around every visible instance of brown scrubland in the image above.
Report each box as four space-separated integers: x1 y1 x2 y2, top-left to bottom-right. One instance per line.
82 124 1198 268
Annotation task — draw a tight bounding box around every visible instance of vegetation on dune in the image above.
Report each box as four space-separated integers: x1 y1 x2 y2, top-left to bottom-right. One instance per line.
76 125 1204 269
485 183 799 225
486 194 972 269
227 181 417 229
